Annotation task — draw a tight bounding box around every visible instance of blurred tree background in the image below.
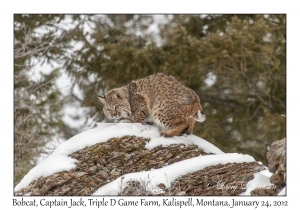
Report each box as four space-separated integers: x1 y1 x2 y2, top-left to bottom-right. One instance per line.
14 14 286 185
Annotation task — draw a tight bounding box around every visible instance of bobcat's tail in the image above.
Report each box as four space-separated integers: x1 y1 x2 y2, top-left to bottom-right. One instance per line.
194 110 206 122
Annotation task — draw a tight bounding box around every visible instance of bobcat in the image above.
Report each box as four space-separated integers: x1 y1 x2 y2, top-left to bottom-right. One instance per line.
98 73 206 137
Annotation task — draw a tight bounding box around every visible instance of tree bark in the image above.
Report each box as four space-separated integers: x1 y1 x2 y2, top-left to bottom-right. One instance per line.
15 136 265 196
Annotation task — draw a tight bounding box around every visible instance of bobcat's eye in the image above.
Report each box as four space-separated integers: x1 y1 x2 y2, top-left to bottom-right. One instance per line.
116 94 122 99
106 109 111 112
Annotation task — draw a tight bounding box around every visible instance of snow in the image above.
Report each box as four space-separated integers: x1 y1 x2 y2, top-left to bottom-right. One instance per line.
278 187 286 195
15 123 222 191
15 123 275 196
240 168 284 195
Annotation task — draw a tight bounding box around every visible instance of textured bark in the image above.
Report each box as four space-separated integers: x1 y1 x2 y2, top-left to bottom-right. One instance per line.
121 162 265 196
267 138 286 186
15 136 264 196
250 138 286 196
250 186 283 196
168 162 264 196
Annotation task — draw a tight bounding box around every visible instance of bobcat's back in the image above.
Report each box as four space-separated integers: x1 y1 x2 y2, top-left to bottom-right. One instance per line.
99 73 206 137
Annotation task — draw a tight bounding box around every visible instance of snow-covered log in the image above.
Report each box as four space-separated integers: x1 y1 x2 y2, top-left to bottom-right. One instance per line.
15 123 282 196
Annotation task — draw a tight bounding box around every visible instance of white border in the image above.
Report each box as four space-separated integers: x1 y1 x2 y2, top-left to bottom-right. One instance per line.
2 0 298 209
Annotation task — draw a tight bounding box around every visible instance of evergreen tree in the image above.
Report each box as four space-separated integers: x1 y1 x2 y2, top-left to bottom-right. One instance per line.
59 14 285 163
14 14 71 185
14 14 286 182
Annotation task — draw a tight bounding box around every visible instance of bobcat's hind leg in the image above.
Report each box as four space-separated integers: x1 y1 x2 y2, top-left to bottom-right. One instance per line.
160 124 191 137
160 118 194 137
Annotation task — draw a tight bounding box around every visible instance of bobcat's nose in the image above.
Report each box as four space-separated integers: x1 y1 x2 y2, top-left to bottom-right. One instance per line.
111 110 117 116
112 112 121 119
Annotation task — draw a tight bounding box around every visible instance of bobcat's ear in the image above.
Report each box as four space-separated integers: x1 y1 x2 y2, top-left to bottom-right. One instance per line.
98 95 106 103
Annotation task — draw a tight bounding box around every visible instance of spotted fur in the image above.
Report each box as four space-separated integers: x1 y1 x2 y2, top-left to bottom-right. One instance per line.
98 73 206 137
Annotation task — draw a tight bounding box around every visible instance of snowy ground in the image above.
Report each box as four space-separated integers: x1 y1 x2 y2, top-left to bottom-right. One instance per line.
15 123 282 195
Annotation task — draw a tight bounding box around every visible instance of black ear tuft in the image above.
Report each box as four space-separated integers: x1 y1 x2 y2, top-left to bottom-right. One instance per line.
98 95 106 103
98 95 105 99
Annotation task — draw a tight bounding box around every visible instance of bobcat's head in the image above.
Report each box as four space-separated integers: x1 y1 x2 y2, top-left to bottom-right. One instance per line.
98 86 132 120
